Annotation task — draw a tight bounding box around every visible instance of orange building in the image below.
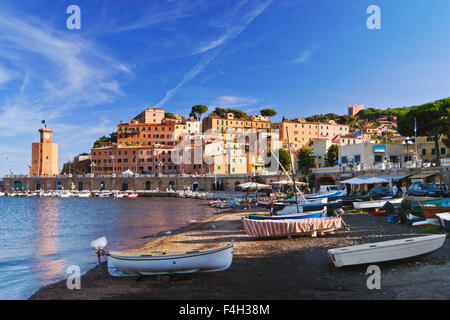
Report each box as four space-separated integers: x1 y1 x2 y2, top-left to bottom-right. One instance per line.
201 113 271 134
30 128 59 176
276 119 349 151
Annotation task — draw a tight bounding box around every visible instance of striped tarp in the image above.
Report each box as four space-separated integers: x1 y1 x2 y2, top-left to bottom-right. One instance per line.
242 216 342 238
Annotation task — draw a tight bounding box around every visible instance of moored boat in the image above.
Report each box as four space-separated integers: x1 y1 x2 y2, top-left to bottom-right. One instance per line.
327 234 446 267
242 216 342 238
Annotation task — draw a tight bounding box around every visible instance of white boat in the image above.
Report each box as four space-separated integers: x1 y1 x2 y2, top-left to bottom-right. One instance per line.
76 191 91 198
328 234 446 267
0 192 5 196
57 191 74 198
112 193 125 198
353 197 403 210
97 241 234 276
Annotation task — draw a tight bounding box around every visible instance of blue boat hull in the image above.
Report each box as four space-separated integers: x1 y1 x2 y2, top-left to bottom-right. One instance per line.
248 209 327 220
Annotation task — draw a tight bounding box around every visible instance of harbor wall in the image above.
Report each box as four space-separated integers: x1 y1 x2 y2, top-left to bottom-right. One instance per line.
1 174 288 192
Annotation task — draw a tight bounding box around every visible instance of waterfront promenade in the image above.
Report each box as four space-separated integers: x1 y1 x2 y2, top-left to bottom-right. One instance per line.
2 166 449 192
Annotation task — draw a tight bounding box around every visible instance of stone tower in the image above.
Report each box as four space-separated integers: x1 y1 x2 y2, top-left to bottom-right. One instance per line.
30 128 59 176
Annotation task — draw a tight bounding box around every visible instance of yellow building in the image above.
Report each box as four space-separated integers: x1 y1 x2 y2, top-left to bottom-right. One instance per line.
202 113 271 134
392 136 448 160
30 128 59 176
276 119 349 151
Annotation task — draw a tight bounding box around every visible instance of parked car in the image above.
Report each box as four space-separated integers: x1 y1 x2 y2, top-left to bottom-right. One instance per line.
369 187 394 197
408 183 449 198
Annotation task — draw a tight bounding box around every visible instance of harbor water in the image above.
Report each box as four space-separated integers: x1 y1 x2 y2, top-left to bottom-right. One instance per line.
0 197 216 299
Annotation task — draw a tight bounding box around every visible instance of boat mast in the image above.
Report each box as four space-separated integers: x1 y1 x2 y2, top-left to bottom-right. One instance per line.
285 128 300 213
270 151 306 202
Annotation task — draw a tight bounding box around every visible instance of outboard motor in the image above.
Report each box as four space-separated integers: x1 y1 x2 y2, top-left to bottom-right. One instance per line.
91 237 108 263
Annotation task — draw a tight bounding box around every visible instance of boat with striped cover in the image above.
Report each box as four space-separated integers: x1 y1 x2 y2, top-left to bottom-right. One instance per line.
248 208 327 220
242 216 342 238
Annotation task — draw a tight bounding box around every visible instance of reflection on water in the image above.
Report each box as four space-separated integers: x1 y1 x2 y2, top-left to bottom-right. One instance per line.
0 197 214 299
33 198 66 284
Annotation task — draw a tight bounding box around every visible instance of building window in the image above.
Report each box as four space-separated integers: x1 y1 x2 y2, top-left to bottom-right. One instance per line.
431 148 436 155
341 156 348 164
374 155 383 163
422 149 427 156
441 147 446 155
354 155 361 163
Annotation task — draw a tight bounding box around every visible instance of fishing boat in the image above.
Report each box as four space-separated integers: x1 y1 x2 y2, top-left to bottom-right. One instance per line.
242 216 342 238
353 197 403 210
327 234 446 267
276 205 327 216
304 190 345 200
76 191 91 198
436 213 450 231
112 193 125 198
127 193 138 198
279 197 327 206
417 201 450 219
367 210 388 217
91 237 234 276
249 208 327 220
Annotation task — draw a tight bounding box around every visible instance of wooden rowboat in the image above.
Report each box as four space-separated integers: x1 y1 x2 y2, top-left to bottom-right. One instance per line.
242 216 342 238
328 234 446 267
106 243 234 276
418 201 450 219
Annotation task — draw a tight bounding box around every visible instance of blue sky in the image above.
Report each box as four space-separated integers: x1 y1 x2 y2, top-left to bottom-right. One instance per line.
0 0 449 175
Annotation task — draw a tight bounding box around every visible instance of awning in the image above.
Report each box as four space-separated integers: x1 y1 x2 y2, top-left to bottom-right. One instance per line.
341 173 411 184
270 180 308 186
409 171 440 179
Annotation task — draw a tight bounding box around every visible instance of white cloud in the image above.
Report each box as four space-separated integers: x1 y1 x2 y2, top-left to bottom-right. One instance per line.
156 0 274 107
293 44 321 64
211 95 259 108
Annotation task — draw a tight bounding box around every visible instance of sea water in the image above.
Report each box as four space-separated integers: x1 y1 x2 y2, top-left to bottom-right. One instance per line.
0 197 215 299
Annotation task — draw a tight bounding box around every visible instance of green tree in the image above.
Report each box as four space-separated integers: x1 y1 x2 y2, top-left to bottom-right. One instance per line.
260 108 277 118
325 144 339 166
278 148 291 171
164 112 175 118
397 98 450 161
210 107 249 119
190 105 208 121
297 147 315 175
93 132 117 148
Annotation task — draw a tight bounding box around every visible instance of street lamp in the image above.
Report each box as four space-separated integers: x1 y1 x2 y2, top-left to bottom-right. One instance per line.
402 137 414 167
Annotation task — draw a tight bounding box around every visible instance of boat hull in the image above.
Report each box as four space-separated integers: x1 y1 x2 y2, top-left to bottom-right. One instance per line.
353 198 403 210
436 213 450 231
328 234 446 267
249 208 327 220
107 244 234 276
